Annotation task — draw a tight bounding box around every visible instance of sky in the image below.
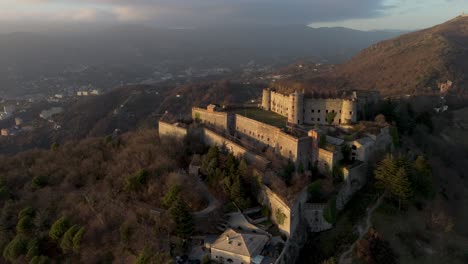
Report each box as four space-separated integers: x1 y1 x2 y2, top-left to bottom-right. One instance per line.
0 0 467 32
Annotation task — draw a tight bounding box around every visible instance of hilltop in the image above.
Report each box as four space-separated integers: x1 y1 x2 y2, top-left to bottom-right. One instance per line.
275 15 468 97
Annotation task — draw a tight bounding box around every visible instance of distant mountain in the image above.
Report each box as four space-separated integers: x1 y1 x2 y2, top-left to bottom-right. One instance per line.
337 15 468 96
0 24 402 96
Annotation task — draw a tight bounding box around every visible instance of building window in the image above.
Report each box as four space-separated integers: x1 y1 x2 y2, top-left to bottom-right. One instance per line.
311 118 315 121
311 109 314 113
349 111 353 115
326 109 329 113
317 118 320 122
318 110 321 113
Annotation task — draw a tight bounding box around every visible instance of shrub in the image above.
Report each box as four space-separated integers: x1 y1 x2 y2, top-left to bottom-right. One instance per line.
162 185 182 208
49 216 70 240
3 235 28 262
123 169 149 192
60 225 80 252
29 255 50 264
19 207 36 219
119 222 133 245
16 216 35 235
308 180 323 203
275 208 287 225
72 227 85 252
135 247 152 264
31 176 48 189
323 197 337 224
26 238 40 259
201 255 212 264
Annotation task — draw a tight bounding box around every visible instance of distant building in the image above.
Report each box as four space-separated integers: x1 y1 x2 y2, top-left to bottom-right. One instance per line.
1 128 9 136
15 118 23 126
40 107 63 120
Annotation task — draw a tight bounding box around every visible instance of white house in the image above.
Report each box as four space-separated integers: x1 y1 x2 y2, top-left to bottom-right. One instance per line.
208 229 269 264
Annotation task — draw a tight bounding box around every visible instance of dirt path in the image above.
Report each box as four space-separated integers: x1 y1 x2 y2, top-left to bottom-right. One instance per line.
339 195 385 264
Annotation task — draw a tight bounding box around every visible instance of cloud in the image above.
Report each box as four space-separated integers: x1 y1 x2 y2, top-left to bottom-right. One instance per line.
0 0 392 26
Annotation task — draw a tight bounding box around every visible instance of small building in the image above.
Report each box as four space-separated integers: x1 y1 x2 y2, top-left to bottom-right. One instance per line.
15 118 23 126
350 137 374 162
208 228 269 264
39 107 63 120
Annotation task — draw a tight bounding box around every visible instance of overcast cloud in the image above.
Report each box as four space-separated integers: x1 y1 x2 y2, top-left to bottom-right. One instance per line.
0 0 466 31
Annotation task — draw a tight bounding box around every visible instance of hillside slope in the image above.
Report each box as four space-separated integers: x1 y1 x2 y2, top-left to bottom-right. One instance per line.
338 15 468 96
275 15 468 97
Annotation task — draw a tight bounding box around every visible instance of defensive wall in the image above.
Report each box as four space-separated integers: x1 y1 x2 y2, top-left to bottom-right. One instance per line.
202 127 270 168
262 88 359 125
158 120 269 168
234 114 313 167
192 106 234 133
336 161 367 210
158 120 188 139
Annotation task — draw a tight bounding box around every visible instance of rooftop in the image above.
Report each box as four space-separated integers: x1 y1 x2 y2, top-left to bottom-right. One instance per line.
210 228 269 257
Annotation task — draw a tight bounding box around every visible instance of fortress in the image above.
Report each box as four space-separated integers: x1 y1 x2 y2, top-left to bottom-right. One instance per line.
261 88 380 126
159 87 392 264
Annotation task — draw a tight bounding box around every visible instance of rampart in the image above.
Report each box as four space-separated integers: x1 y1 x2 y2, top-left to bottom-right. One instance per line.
192 107 233 132
202 127 269 168
158 120 188 139
234 114 313 166
262 88 364 125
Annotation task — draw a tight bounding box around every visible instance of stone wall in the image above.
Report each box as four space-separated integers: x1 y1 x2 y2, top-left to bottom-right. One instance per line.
269 91 290 117
235 114 312 166
317 148 337 174
303 98 356 125
336 162 367 210
304 203 333 232
258 186 292 236
158 120 188 139
202 127 269 168
192 107 231 132
262 89 360 125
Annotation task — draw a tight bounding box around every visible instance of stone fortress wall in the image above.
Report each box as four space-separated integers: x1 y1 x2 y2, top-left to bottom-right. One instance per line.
234 114 313 167
158 120 188 139
192 106 233 132
262 88 375 125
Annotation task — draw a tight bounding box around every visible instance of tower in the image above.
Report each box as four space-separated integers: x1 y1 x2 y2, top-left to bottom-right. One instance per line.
288 91 304 125
262 88 271 111
341 100 358 124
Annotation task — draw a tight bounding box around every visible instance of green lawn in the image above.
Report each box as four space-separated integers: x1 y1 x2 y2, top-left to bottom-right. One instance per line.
232 108 287 128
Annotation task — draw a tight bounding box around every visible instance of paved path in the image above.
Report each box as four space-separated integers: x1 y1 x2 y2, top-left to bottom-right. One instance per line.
339 194 385 264
193 179 221 217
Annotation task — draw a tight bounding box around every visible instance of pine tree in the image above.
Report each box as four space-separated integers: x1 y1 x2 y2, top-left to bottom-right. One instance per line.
170 196 194 238
392 168 413 210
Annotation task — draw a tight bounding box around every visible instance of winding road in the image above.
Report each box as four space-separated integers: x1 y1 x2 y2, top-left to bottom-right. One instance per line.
339 194 385 264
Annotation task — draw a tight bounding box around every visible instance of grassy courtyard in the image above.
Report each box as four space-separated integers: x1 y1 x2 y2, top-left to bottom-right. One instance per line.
232 108 287 128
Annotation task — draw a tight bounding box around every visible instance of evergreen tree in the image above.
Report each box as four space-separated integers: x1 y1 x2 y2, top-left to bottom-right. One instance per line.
72 227 85 252
374 155 414 209
60 225 80 252
49 216 70 240
392 168 413 210
162 185 182 208
170 197 194 238
413 156 435 198
230 175 250 210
